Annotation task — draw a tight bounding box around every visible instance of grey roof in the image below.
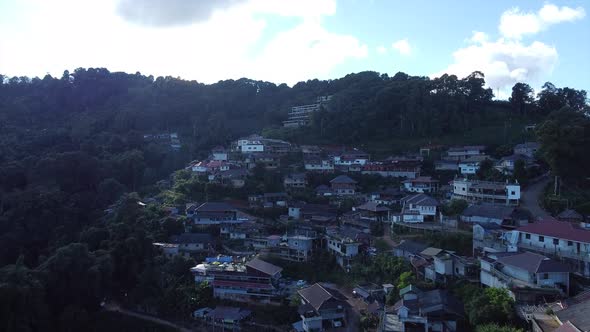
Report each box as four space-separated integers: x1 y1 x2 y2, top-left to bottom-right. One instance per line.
245 257 282 276
401 193 439 207
497 252 570 273
394 240 429 255
418 289 465 317
500 153 533 162
170 233 213 244
286 173 306 180
420 247 443 257
330 175 357 184
462 204 515 220
196 202 236 212
558 209 583 220
556 298 590 331
298 283 342 311
356 201 390 212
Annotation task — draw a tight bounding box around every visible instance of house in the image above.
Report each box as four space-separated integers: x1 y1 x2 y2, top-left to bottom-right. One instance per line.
458 155 490 175
392 240 429 260
284 173 307 189
369 187 403 205
353 201 391 223
314 185 333 197
211 146 228 161
296 283 346 332
326 228 361 270
435 159 459 172
304 158 334 172
446 145 486 161
516 219 590 278
461 204 530 227
170 233 214 254
362 160 421 179
153 243 179 258
402 176 439 193
191 256 283 305
384 285 465 332
200 306 252 331
301 145 322 158
289 203 338 224
394 194 439 223
451 178 521 206
353 283 385 303
424 250 479 284
261 138 292 154
219 168 248 188
333 150 370 167
557 209 584 223
514 142 540 158
193 202 242 225
480 252 570 302
495 154 537 175
251 153 280 169
283 96 331 128
330 175 357 196
237 135 265 153
472 223 517 256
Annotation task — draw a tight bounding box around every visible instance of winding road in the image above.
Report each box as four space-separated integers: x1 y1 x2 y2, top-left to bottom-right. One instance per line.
520 175 552 219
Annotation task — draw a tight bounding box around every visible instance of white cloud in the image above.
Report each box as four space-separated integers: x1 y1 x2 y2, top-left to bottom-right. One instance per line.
499 4 585 39
434 34 558 95
0 0 366 85
392 39 411 56
435 3 585 99
376 45 387 55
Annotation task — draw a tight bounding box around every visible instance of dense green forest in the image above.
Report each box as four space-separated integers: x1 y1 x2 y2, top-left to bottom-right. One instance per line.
0 68 588 331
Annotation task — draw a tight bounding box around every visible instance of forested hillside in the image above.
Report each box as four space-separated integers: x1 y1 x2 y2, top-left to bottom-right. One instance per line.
0 68 588 331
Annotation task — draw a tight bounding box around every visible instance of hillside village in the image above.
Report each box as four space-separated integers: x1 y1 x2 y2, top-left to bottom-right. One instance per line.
133 99 590 332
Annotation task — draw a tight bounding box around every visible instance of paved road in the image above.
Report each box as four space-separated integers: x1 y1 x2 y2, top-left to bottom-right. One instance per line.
520 175 552 219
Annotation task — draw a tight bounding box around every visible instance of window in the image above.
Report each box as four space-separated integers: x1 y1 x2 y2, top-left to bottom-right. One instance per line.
539 236 544 242
568 241 573 246
462 187 466 191
511 191 516 195
553 239 559 245
542 273 549 280
525 233 531 239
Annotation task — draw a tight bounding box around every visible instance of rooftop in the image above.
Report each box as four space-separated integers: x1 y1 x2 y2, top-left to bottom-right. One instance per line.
196 202 236 212
394 240 429 255
401 193 439 207
518 219 590 243
170 233 213 244
245 257 282 276
496 252 570 273
556 297 590 331
462 204 516 220
298 283 342 312
330 175 357 184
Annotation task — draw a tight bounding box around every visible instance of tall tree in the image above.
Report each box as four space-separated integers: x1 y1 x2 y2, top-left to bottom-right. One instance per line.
509 83 534 115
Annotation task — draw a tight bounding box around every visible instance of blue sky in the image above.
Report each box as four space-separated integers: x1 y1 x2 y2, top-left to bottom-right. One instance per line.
0 0 588 99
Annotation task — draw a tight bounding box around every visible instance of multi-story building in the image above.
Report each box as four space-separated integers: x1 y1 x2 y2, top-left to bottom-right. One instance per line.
516 219 590 278
445 145 486 161
190 256 283 305
329 175 357 196
304 158 334 172
393 193 439 223
402 176 439 193
296 283 346 332
480 251 570 302
283 96 332 127
325 228 360 271
284 173 307 190
362 160 421 179
193 202 245 226
451 178 520 206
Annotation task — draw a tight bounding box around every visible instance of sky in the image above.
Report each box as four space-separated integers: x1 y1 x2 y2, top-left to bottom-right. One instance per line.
0 0 588 99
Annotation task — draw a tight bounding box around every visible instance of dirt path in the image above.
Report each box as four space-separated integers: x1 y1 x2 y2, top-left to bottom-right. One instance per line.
104 302 193 332
521 175 551 219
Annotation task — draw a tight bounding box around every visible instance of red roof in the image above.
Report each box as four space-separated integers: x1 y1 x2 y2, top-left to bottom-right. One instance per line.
518 219 590 243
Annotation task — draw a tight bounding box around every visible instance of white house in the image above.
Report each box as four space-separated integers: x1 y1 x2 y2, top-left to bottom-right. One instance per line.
325 229 360 271
304 158 334 172
451 178 520 206
211 146 228 161
516 219 590 278
394 193 439 223
480 251 570 301
402 176 439 193
458 155 490 175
